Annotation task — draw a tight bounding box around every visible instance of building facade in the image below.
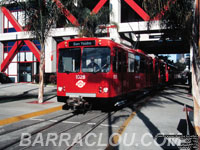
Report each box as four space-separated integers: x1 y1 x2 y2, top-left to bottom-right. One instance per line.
0 0 188 83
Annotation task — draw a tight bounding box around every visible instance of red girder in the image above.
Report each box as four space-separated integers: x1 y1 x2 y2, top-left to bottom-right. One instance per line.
1 0 176 73
92 0 108 14
1 7 23 31
53 0 79 26
124 0 150 21
1 7 40 72
124 0 177 21
1 41 24 72
91 0 151 21
54 0 108 25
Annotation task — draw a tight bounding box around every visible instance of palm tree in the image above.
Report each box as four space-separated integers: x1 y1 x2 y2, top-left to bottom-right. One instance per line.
76 7 110 37
0 0 71 103
0 0 112 103
61 0 111 37
20 0 63 103
141 0 194 39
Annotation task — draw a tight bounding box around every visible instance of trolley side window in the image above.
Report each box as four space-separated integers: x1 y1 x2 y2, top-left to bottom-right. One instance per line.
140 56 146 73
82 47 110 73
58 48 81 73
122 52 127 72
135 55 140 73
128 53 135 72
118 51 122 72
113 48 127 73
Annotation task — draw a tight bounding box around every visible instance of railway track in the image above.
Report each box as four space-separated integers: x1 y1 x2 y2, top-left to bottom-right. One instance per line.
0 90 154 150
65 112 116 150
0 110 110 150
0 110 76 150
0 110 75 136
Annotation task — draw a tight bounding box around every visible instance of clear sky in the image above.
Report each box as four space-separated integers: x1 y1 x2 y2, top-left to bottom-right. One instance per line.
169 54 177 63
159 54 177 63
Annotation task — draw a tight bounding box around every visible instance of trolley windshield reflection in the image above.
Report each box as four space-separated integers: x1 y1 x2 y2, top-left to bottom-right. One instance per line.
58 48 81 73
58 47 110 73
82 47 110 73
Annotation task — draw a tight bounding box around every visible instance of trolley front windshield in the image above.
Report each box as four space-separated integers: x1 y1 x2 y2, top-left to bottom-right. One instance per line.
82 47 110 73
58 47 110 73
58 48 81 73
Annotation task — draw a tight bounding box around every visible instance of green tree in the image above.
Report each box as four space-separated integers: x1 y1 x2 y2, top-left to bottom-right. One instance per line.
141 0 194 40
23 0 62 103
0 0 112 103
77 7 110 37
0 0 68 103
63 0 111 37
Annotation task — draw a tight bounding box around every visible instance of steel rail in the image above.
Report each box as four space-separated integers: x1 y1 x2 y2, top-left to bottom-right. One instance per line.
0 111 76 150
0 110 74 136
20 112 107 150
66 111 116 150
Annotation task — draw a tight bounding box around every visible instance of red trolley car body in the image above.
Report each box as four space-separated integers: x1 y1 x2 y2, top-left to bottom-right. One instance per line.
56 37 171 107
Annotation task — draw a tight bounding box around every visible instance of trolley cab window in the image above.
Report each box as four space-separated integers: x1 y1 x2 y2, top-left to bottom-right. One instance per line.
58 48 81 73
82 47 110 73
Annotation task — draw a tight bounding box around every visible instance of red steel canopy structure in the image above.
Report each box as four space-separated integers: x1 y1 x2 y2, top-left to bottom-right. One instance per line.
0 0 176 73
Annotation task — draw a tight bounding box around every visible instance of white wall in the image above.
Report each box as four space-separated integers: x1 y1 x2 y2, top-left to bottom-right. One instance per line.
45 37 57 73
4 11 25 29
110 0 121 24
8 63 17 75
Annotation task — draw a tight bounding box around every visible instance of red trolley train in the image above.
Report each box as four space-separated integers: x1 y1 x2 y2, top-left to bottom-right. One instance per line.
57 37 169 109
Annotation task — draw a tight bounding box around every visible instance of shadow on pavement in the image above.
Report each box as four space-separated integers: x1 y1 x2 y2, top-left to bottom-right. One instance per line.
160 95 193 110
0 88 57 104
137 111 179 150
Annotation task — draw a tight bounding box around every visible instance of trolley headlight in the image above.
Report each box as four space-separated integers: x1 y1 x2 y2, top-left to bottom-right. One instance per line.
64 41 68 47
99 87 102 93
98 40 102 45
103 87 108 93
58 87 63 92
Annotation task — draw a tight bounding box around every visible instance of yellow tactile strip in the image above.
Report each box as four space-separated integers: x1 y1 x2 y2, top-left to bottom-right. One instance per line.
0 105 63 126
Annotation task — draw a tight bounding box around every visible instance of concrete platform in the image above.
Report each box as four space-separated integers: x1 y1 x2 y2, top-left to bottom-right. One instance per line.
0 83 198 150
117 86 195 150
0 83 63 121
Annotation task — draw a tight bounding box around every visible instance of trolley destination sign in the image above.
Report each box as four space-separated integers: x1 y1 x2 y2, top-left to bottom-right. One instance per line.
69 40 96 46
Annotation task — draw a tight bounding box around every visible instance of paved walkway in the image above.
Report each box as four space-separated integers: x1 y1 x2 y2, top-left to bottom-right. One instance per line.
0 83 63 120
0 83 198 149
118 86 195 150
